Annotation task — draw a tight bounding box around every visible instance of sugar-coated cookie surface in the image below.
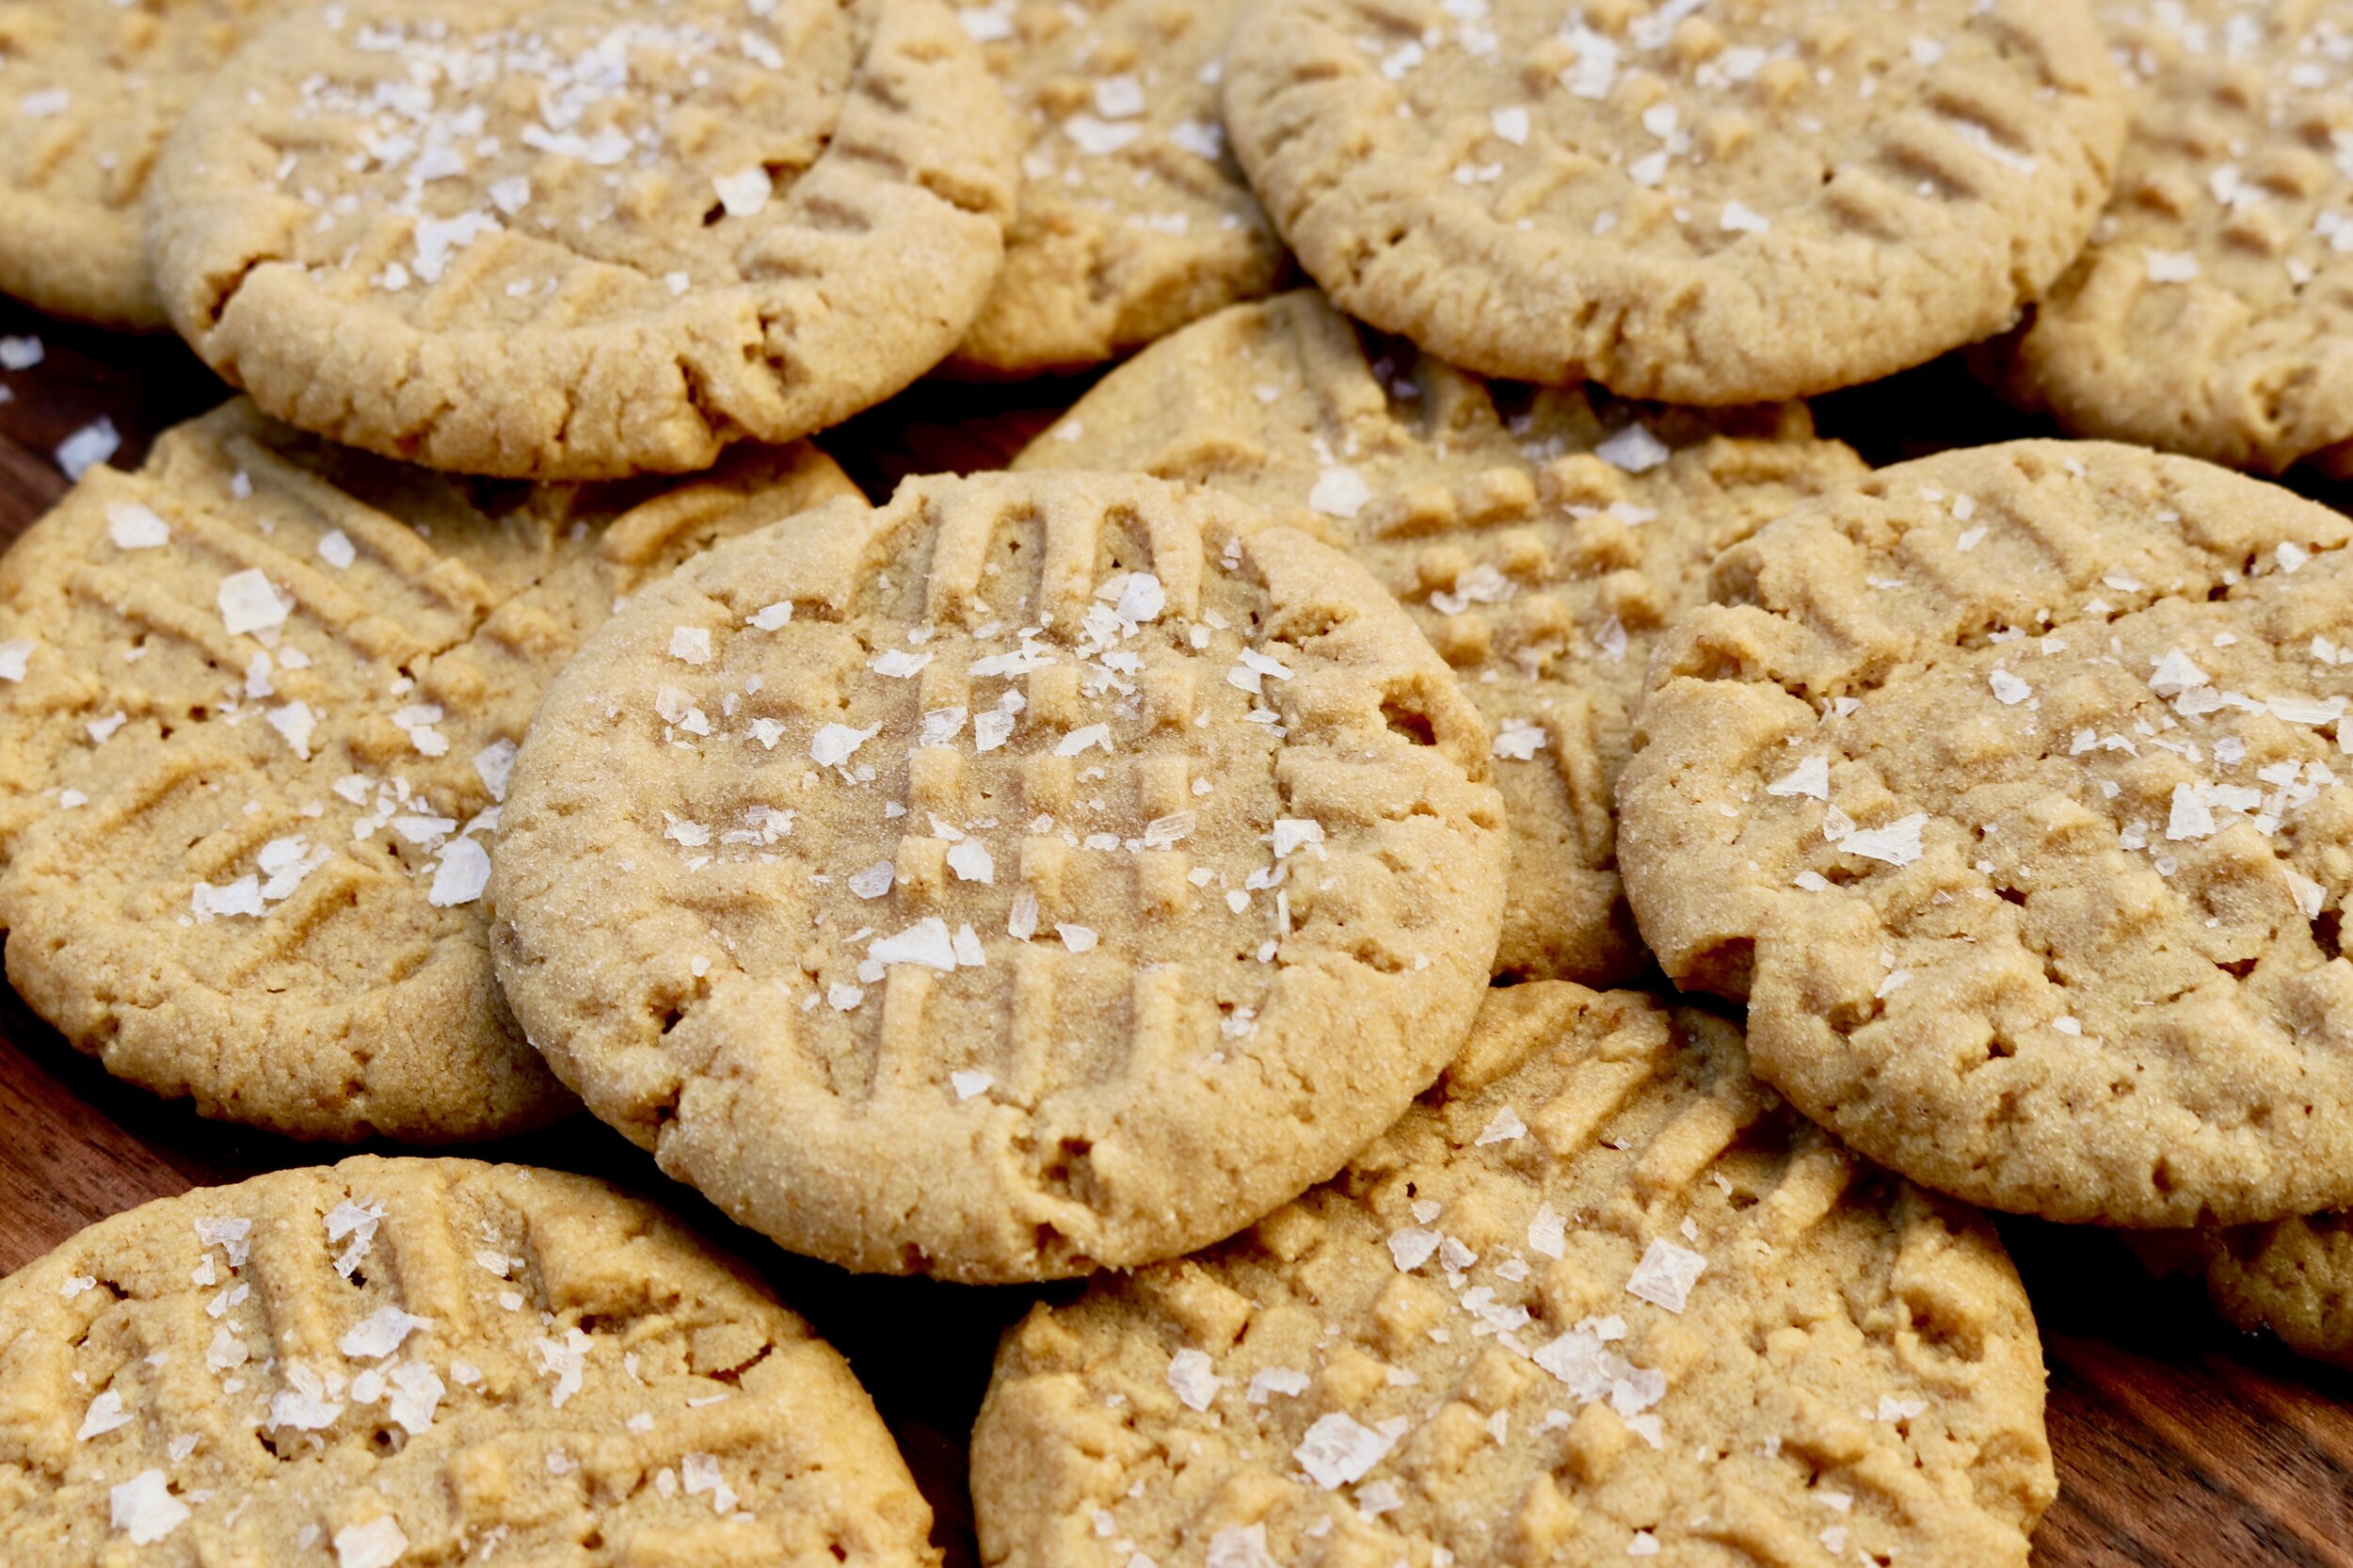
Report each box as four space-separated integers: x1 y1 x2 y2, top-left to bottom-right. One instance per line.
2004 0 2353 476
974 984 2056 1568
0 0 282 328
1222 0 2128 403
949 0 1285 375
149 0 1018 479
1619 440 2353 1227
0 400 858 1142
1021 291 1866 984
0 1157 939 1568
492 471 1508 1282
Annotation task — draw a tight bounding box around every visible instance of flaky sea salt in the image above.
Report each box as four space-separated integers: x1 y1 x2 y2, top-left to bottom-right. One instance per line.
1476 1106 1527 1145
428 839 491 906
1308 465 1369 519
810 723 879 768
1493 717 1546 760
1596 424 1670 473
110 1471 189 1545
56 418 120 480
1625 1239 1707 1313
78 1389 131 1441
339 1304 432 1360
1839 813 1928 867
106 502 170 550
333 1515 409 1568
1387 1228 1442 1271
1293 1412 1404 1488
712 167 772 217
1528 1202 1566 1258
218 569 293 636
1767 755 1829 800
1166 1348 1222 1411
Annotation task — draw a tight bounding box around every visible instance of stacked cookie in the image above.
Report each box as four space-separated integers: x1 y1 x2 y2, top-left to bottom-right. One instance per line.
2 0 2351 1562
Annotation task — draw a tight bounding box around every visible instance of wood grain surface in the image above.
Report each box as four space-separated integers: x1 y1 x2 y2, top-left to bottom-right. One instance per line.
2 293 2349 1568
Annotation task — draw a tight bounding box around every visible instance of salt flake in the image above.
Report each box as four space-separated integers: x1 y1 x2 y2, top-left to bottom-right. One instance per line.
78 1389 131 1441
1293 1412 1403 1488
218 569 293 636
110 1471 189 1545
1308 465 1370 519
712 167 773 216
1595 424 1671 473
428 838 491 907
333 1515 409 1568
1625 1239 1707 1313
1767 755 1829 800
810 723 880 768
1476 1106 1527 1145
1839 813 1929 867
1166 1348 1221 1411
106 502 170 550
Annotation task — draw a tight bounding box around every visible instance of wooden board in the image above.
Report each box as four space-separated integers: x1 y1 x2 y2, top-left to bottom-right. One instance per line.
3 292 2350 1568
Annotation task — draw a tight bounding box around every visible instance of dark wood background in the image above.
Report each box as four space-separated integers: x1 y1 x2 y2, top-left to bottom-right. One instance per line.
3 295 2349 1568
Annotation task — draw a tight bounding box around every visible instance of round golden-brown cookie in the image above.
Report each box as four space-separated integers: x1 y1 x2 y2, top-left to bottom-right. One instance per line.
0 1156 939 1568
2194 1211 2353 1369
1220 0 2129 404
0 399 859 1142
0 0 281 328
491 470 1509 1283
948 0 1286 375
2000 1 2353 477
973 984 2056 1568
1619 440 2353 1227
149 0 1018 479
1019 290 1866 984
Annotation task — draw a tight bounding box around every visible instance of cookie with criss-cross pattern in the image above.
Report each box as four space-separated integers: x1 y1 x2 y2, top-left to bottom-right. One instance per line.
2000 0 2353 475
0 1157 938 1568
492 470 1508 1282
1620 440 2353 1228
0 0 282 327
0 399 859 1142
974 984 2056 1568
1221 0 2127 403
1021 290 1866 983
947 0 1284 375
150 0 1017 477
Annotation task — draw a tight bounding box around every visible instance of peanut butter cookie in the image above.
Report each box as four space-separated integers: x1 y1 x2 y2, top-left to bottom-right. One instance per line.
1621 440 2353 1226
492 470 1508 1281
0 400 857 1141
1222 0 2127 402
0 1157 937 1568
975 984 2055 1568
150 0 1018 477
1021 290 1865 983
